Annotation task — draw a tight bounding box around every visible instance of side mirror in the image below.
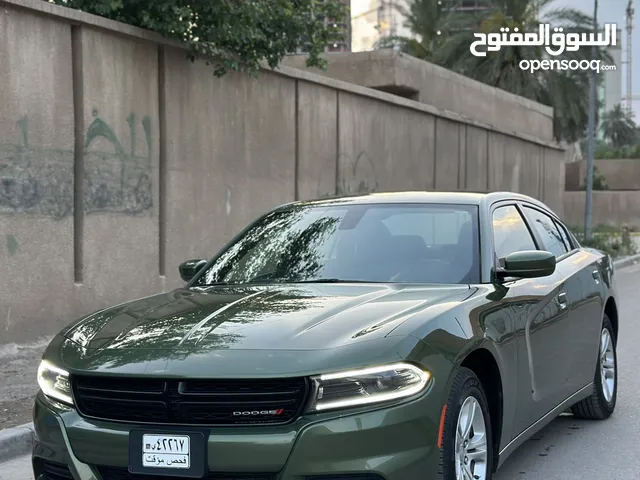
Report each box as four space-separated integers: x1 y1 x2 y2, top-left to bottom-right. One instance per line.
179 259 207 283
496 250 556 280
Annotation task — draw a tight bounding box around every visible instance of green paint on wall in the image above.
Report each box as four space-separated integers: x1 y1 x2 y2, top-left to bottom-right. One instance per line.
17 116 28 147
6 235 19 256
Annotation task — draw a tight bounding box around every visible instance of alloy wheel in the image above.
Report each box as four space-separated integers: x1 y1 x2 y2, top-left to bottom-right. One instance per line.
455 396 488 480
600 328 616 403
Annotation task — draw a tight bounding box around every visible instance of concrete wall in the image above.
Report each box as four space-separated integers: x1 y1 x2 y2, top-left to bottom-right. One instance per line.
282 50 555 141
564 191 640 229
0 0 564 345
566 159 640 191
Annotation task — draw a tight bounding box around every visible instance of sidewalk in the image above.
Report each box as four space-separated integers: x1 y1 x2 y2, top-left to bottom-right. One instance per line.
0 338 51 430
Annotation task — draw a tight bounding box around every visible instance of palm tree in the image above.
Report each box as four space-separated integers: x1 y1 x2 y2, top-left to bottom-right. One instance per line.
600 104 637 148
375 0 465 59
379 0 612 143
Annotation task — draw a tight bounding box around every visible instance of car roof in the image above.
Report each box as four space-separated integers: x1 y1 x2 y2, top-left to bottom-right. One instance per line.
277 191 554 214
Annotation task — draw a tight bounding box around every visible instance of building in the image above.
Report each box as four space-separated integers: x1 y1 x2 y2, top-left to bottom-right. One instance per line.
294 0 351 54
438 0 490 32
350 0 492 51
598 28 623 139
350 0 412 52
440 0 489 12
327 0 352 52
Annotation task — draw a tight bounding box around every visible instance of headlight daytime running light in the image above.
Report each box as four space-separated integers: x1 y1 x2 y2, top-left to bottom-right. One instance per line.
307 362 431 412
37 360 73 406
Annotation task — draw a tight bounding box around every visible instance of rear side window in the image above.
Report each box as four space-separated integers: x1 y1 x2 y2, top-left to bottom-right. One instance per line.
492 205 537 259
554 219 574 252
523 207 569 257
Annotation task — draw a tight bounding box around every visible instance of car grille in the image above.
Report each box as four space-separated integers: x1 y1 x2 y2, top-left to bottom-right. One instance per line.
72 375 309 426
95 466 276 480
33 460 74 480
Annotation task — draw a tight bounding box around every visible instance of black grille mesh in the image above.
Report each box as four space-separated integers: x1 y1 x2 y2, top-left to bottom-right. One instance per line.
33 460 74 480
72 375 308 426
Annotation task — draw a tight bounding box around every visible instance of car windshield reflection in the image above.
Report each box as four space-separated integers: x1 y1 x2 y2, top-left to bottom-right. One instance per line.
193 203 481 286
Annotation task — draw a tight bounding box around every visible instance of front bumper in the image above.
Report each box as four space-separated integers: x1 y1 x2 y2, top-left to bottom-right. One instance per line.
32 387 442 480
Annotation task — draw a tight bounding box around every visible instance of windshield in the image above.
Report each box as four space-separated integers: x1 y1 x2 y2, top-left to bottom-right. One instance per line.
193 203 480 286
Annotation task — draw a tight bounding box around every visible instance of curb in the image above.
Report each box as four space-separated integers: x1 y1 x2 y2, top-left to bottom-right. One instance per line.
613 252 640 270
0 422 33 463
1 254 640 464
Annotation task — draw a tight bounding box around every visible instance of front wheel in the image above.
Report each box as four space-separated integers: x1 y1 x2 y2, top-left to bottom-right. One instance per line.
571 314 617 420
438 367 493 480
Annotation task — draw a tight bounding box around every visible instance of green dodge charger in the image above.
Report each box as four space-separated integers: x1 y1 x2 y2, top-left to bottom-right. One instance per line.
33 192 619 480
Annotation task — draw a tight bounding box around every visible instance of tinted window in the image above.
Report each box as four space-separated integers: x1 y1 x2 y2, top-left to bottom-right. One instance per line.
554 219 574 251
492 205 537 259
381 210 472 245
523 207 569 257
194 203 480 285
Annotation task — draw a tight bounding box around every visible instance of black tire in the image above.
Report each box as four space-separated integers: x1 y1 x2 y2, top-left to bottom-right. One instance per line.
571 314 617 420
438 367 494 480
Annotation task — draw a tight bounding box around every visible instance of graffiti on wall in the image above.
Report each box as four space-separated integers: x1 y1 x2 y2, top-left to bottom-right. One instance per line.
0 110 153 219
317 150 379 198
337 150 379 195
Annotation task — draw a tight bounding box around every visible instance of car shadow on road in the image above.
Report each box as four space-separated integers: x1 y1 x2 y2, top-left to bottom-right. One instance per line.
494 412 607 479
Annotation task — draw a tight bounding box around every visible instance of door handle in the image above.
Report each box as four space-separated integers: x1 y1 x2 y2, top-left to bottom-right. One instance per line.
592 269 600 283
557 291 568 309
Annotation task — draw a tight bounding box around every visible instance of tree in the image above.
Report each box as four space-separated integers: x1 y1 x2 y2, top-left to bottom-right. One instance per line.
600 104 637 148
380 0 611 143
48 0 348 77
375 0 464 59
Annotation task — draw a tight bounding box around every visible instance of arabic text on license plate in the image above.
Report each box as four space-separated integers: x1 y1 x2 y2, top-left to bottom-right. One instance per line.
142 434 190 469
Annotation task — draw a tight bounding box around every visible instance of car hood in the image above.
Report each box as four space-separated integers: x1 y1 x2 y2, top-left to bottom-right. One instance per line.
57 283 470 376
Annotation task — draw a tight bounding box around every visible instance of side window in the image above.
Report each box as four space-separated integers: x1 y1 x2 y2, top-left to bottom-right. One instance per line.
523 207 569 258
554 219 575 252
492 205 537 260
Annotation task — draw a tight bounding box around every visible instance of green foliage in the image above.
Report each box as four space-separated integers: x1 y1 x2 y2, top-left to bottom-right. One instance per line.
48 0 348 77
591 141 640 159
375 0 465 59
600 104 638 148
381 0 612 143
570 225 638 259
579 166 608 190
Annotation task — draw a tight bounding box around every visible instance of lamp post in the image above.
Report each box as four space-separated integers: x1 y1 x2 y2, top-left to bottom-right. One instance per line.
584 0 598 241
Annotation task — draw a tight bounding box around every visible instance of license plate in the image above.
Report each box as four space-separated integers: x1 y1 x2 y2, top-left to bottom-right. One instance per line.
129 430 206 478
142 434 190 469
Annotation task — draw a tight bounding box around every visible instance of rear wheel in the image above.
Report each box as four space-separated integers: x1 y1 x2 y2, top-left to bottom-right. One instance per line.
571 314 617 420
439 367 493 480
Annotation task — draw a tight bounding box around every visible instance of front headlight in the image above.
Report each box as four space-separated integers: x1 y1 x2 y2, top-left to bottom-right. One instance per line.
37 360 73 406
307 362 430 412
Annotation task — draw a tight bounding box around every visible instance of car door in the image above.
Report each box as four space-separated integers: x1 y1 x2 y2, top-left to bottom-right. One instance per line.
520 204 587 400
548 215 604 393
490 202 572 437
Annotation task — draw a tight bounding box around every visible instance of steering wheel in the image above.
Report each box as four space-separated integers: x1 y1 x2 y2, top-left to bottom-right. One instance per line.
390 258 452 282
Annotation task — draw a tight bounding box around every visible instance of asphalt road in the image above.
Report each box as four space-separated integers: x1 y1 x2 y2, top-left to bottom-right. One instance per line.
2 263 640 480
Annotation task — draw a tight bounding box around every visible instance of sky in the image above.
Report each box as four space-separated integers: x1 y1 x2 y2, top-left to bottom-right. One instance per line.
555 0 639 118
